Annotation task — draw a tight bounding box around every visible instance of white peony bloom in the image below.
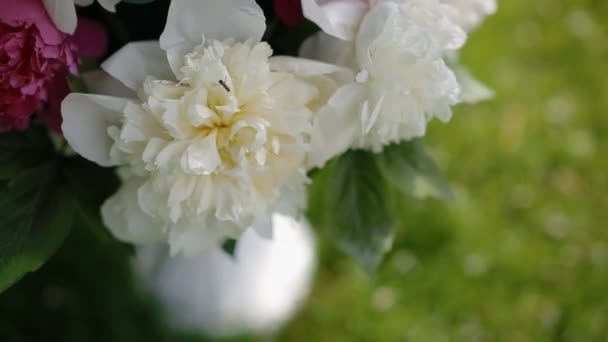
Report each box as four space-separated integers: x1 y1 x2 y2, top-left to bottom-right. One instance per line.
302 0 467 163
43 0 121 34
436 0 498 103
134 213 316 337
62 0 348 255
440 0 497 31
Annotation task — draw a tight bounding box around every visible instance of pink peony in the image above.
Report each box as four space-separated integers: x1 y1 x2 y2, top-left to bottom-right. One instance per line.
39 18 108 133
274 0 303 27
0 0 78 131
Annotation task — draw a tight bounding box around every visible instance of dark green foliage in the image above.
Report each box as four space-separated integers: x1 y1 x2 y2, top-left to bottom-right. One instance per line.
0 129 70 292
63 158 121 245
123 0 156 4
308 141 451 273
377 140 453 200
309 151 394 273
0 222 173 342
0 162 76 292
0 128 122 293
221 239 238 257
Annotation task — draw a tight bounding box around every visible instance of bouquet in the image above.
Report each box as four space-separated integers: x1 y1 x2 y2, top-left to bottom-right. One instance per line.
0 0 495 294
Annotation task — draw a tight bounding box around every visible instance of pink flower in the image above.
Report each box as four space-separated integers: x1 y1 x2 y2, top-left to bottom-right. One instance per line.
39 18 108 132
0 0 78 131
274 0 303 27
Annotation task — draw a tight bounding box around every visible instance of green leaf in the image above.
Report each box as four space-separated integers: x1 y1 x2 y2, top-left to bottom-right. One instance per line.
66 75 89 93
0 128 78 292
310 151 394 273
0 162 76 292
221 239 238 257
63 158 121 244
376 140 453 200
0 127 54 181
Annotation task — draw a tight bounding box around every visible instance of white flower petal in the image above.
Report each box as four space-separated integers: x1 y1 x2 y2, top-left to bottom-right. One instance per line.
302 0 369 41
299 32 357 68
160 0 265 75
102 41 173 91
355 1 400 69
81 70 136 98
252 186 307 239
361 95 384 134
441 0 497 31
42 0 78 34
168 177 196 222
454 66 494 103
251 215 273 239
269 56 354 114
62 93 130 167
97 0 120 11
180 131 222 175
101 179 166 244
269 56 353 80
137 179 169 219
99 39 316 254
154 142 189 170
168 221 225 257
309 83 366 167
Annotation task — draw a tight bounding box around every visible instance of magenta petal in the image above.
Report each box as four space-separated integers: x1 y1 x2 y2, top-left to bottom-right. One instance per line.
0 0 78 132
73 18 108 59
0 0 63 44
274 0 304 27
0 95 39 132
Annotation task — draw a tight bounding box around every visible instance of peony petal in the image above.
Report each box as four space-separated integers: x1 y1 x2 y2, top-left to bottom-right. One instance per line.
269 56 353 81
299 31 357 68
309 83 366 167
81 70 136 98
180 131 222 175
361 95 384 134
269 56 354 112
101 41 174 90
101 179 166 244
168 221 226 257
73 18 108 58
355 1 399 69
301 0 369 41
42 0 78 34
61 93 129 166
454 66 494 103
2 0 63 43
97 0 120 11
274 0 303 27
159 0 266 75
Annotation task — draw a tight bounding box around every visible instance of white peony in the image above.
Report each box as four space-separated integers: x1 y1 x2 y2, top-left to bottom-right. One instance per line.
440 0 497 31
43 0 121 34
302 0 468 164
61 0 348 255
438 0 498 103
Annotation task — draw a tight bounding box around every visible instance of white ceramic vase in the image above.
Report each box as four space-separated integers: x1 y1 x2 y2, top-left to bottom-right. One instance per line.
133 214 317 337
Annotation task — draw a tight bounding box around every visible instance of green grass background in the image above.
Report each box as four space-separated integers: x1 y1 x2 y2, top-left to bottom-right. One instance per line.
281 0 608 340
1 0 608 341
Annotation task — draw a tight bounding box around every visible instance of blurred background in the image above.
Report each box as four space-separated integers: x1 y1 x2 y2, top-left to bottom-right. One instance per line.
1 0 608 341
